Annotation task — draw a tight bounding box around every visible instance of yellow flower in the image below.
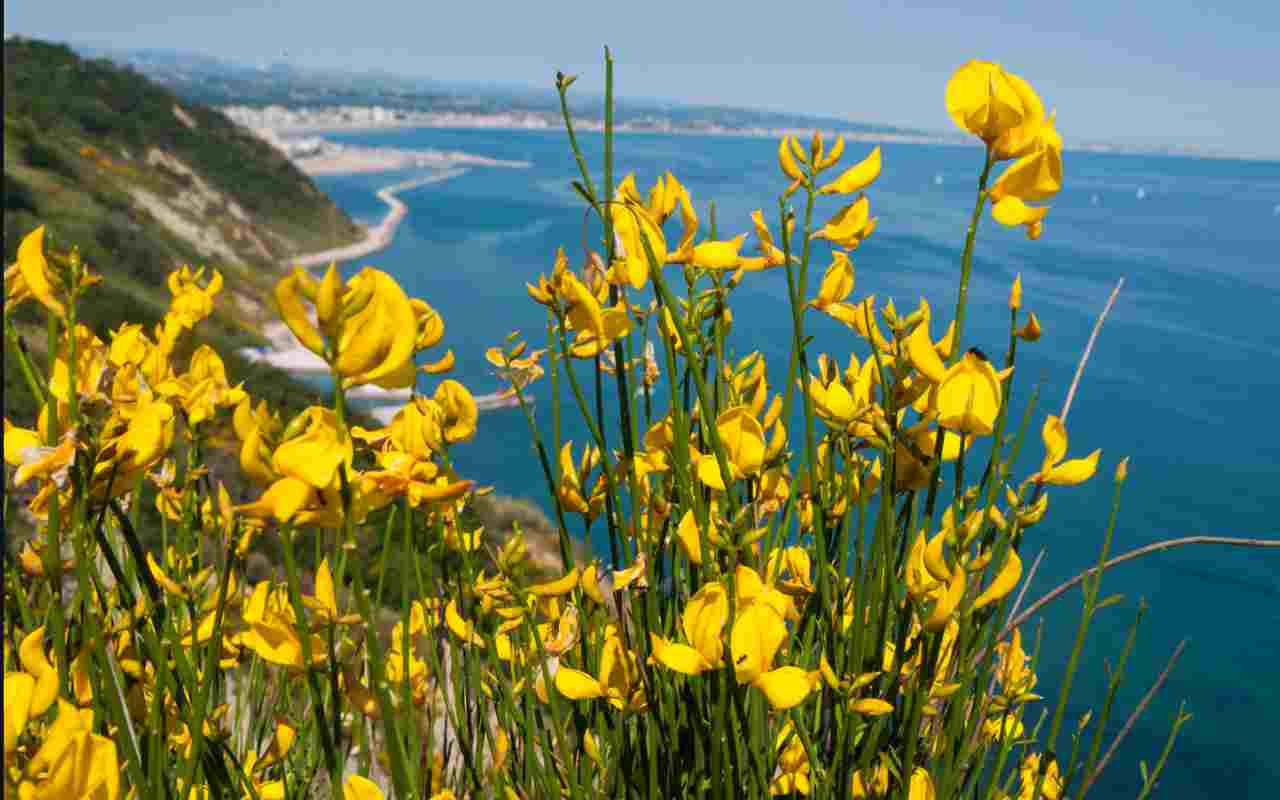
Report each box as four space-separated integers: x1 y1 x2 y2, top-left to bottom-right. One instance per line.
921 561 967 633
812 196 877 249
343 774 385 800
816 146 881 196
731 598 816 709
851 758 890 798
908 768 937 800
806 361 880 439
769 722 812 795
432 380 478 444
166 265 223 330
237 581 326 669
906 317 950 385
92 392 176 494
275 265 422 388
49 325 109 404
809 252 856 310
738 209 790 271
361 452 472 512
765 547 814 597
696 406 766 490
995 628 1037 698
156 345 246 425
991 75 1049 161
645 171 688 224
673 506 727 565
945 61 1038 145
1016 754 1063 800
5 421 75 489
13 226 67 318
972 548 1023 611
17 628 59 718
992 196 1050 239
4 671 36 755
333 268 419 388
935 350 1003 436
486 341 546 397
560 271 632 357
527 248 569 305
1030 415 1100 486
557 441 605 520
650 581 728 674
690 234 747 271
529 567 581 598
612 554 649 591
555 625 646 712
990 117 1063 205
272 407 352 491
984 715 1026 743
17 700 119 800
609 185 668 289
302 559 362 625
777 135 806 195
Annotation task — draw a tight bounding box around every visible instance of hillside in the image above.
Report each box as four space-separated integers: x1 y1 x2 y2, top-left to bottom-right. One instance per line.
3 38 364 422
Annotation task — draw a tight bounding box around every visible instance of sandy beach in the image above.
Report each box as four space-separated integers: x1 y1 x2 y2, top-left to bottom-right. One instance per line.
294 148 529 177
290 168 466 269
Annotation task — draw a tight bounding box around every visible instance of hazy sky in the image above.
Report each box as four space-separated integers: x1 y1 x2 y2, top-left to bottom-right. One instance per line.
7 0 1278 157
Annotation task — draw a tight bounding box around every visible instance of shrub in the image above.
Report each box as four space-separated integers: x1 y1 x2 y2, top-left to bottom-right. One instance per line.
8 55 1266 800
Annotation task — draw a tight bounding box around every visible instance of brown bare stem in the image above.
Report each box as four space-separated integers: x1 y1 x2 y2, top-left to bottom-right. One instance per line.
1079 638 1188 797
1002 535 1280 640
1005 547 1045 626
1061 277 1125 424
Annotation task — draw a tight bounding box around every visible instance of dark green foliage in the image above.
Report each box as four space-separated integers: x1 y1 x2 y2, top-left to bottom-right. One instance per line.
2 38 363 430
21 140 78 179
4 174 38 214
3 38 361 264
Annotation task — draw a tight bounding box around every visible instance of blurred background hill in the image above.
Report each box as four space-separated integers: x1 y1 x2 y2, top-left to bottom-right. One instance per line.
3 37 364 422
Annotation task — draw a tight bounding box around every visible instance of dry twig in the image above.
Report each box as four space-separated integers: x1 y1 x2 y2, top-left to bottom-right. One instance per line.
1002 535 1280 639
1061 277 1125 424
1079 639 1188 797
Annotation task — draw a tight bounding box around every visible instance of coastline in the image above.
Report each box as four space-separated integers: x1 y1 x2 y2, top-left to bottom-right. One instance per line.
290 168 467 269
252 116 955 148
225 108 1269 162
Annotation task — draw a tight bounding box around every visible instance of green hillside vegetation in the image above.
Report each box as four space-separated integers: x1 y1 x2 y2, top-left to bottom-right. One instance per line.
3 38 364 423
2 38 569 599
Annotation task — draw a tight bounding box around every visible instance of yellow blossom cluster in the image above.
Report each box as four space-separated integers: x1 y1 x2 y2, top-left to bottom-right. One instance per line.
1 59 1145 800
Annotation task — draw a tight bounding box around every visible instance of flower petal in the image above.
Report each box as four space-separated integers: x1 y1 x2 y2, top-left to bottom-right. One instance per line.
753 666 815 710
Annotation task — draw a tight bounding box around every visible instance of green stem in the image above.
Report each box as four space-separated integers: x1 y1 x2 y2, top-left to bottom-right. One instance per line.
4 314 47 407
950 150 996 366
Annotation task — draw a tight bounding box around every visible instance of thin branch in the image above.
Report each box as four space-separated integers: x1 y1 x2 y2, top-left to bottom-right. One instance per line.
1079 639 1188 797
1006 547 1045 626
1002 535 1280 640
1061 277 1124 425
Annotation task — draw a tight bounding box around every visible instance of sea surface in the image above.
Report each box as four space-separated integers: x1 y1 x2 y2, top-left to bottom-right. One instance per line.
313 127 1280 799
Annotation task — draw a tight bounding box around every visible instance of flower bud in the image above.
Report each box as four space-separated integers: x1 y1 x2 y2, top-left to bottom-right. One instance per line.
1016 312 1042 342
1009 273 1023 311
1115 457 1129 483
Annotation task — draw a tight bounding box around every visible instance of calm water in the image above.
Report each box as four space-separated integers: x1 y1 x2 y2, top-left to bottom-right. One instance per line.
314 128 1280 798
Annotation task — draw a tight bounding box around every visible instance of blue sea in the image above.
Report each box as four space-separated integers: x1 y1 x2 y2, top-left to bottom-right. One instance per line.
313 127 1280 798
